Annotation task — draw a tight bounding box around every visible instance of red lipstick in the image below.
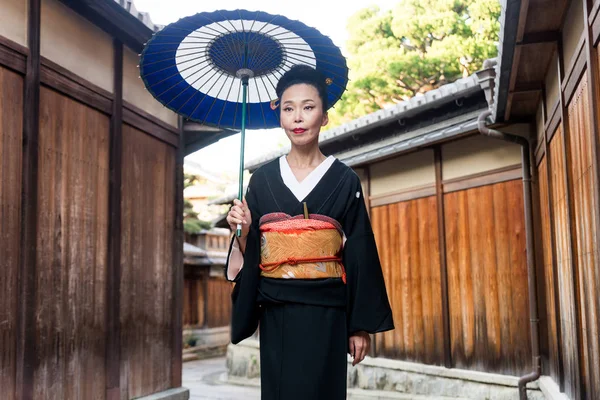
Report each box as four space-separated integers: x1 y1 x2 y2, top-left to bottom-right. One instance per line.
293 128 306 134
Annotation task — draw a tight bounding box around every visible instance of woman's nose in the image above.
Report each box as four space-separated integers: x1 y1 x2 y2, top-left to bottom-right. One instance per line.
294 111 303 122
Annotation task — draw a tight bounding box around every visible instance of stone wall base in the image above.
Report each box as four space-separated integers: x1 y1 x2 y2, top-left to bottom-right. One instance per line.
133 387 190 400
227 339 547 400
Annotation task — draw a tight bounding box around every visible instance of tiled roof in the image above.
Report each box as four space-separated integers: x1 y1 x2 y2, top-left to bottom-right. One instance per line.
113 0 163 32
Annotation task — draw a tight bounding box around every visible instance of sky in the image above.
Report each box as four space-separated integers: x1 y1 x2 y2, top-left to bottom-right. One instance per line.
133 0 398 177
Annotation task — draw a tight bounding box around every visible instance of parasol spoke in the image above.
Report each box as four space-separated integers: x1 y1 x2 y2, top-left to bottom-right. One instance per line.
173 68 221 112
142 50 207 67
166 17 225 36
187 70 229 119
283 55 348 80
285 48 348 61
148 61 212 92
200 72 231 127
143 46 207 57
217 75 237 126
281 59 349 91
252 75 268 127
232 78 243 127
166 68 221 112
142 54 208 77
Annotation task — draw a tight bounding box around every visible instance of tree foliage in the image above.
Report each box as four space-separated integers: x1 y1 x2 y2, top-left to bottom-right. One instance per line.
183 173 212 234
328 0 500 127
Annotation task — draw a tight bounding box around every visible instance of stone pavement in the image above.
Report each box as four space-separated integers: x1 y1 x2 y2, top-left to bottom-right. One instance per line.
183 357 260 400
182 357 471 400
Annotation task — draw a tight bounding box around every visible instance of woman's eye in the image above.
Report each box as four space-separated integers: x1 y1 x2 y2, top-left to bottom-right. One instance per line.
283 107 292 112
304 105 314 110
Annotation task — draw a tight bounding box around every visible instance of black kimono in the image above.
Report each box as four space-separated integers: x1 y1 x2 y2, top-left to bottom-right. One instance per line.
226 158 394 400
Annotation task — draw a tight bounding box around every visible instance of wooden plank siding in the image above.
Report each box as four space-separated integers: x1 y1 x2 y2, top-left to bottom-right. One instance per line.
371 196 445 365
549 128 581 399
206 277 233 329
0 65 23 400
183 277 206 328
536 156 561 382
566 73 600 398
120 124 175 399
33 86 109 399
444 180 531 375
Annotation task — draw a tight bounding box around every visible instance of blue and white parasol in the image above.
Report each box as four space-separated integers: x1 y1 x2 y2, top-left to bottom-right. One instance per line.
139 9 348 234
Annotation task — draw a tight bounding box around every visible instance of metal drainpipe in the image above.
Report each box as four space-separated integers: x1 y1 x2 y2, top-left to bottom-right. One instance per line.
477 110 541 400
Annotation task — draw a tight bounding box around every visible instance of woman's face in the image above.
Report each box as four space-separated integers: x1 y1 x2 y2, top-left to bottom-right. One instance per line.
280 83 328 148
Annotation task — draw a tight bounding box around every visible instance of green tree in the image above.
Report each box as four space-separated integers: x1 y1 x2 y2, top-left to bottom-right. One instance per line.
183 173 212 234
328 0 500 127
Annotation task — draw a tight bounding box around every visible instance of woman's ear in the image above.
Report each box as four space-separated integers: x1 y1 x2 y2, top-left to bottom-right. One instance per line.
321 112 329 127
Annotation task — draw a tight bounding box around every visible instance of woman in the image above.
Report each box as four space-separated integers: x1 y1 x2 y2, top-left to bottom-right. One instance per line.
225 64 393 400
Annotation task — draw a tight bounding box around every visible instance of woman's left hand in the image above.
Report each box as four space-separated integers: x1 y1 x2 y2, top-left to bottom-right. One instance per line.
349 331 370 366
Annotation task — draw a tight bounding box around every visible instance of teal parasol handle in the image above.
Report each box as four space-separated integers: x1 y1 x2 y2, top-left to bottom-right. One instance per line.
237 75 249 237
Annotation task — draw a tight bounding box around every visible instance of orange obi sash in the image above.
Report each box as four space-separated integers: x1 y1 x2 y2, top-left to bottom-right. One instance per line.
258 213 346 283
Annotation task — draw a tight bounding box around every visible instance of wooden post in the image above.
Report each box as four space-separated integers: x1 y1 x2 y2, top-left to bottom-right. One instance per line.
434 146 452 369
556 36 584 399
542 86 565 389
16 1 41 398
171 116 185 387
580 0 600 393
106 38 124 400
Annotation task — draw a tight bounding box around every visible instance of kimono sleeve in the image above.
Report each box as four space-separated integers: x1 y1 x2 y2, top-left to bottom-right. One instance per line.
225 173 263 344
341 176 394 335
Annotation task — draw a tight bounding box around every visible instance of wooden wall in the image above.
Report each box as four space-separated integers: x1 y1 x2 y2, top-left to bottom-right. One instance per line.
184 277 206 328
369 138 530 376
372 197 444 365
33 86 110 399
0 2 184 398
444 180 530 375
566 74 600 398
120 125 175 398
206 277 232 328
536 156 561 382
183 273 232 329
530 3 600 393
0 65 23 400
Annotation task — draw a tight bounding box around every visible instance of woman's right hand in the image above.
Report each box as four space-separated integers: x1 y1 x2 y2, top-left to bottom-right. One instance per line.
227 198 252 243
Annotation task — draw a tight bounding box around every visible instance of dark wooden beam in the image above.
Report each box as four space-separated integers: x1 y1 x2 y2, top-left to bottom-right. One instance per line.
517 31 561 46
0 36 27 73
122 106 179 147
40 57 112 115
562 46 587 105
434 147 452 369
369 184 436 207
171 116 185 387
16 1 41 399
105 38 124 400
442 165 522 193
510 82 544 94
544 100 561 136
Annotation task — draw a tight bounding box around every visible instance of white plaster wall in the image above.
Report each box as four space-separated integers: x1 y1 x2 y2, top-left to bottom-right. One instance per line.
123 46 178 127
0 0 27 47
545 53 560 112
40 0 113 93
369 150 435 196
562 0 584 68
442 135 521 180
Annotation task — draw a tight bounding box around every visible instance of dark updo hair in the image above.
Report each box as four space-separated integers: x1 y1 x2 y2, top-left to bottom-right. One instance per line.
275 64 328 112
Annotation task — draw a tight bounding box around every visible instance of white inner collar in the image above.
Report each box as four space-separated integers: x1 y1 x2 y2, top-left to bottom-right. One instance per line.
279 155 336 202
